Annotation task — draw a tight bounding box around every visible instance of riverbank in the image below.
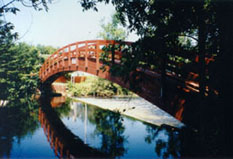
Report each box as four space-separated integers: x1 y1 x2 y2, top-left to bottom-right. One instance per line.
69 96 184 128
51 82 184 128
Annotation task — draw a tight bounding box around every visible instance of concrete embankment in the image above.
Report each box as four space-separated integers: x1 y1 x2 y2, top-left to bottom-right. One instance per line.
51 82 184 128
70 96 184 128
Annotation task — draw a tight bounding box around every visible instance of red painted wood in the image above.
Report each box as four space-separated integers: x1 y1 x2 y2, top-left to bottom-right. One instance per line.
40 40 120 83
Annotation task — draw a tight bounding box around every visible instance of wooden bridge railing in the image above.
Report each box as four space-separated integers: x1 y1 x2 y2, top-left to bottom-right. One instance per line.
39 39 216 122
39 39 201 91
39 40 128 83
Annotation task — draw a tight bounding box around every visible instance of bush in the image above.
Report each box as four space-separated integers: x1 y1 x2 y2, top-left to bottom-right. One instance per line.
68 76 136 97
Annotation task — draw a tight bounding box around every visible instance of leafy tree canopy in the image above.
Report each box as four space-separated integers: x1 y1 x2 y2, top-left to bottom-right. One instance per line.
0 0 53 101
97 12 127 40
0 42 43 100
80 0 233 99
36 44 57 54
0 0 51 14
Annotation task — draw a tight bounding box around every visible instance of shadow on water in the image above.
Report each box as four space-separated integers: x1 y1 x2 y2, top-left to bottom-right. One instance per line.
38 97 107 158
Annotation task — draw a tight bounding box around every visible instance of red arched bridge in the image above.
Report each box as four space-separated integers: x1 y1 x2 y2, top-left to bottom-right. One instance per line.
39 40 205 121
40 40 125 82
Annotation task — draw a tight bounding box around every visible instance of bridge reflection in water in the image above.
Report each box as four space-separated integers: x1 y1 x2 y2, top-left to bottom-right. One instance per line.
39 96 183 158
38 99 106 158
39 109 65 158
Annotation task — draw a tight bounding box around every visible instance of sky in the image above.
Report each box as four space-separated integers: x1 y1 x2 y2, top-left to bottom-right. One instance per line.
4 0 138 48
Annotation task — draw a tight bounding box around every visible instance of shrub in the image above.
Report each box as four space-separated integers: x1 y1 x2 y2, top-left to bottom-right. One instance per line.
68 76 136 97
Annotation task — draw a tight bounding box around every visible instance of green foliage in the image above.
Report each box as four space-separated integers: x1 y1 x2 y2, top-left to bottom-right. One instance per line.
0 7 52 102
0 42 43 100
0 0 51 102
36 44 57 55
80 0 230 94
98 12 127 40
80 1 233 156
36 44 57 63
68 76 135 97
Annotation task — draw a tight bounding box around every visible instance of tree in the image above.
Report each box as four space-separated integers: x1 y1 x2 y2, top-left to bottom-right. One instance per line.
97 13 127 40
36 44 57 55
80 0 233 109
80 0 232 97
0 0 50 13
0 42 42 100
0 17 17 99
0 0 50 101
80 0 233 156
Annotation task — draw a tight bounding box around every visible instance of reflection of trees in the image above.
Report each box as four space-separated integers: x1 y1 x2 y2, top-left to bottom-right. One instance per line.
92 109 127 157
53 97 71 117
39 99 106 158
53 99 128 157
54 99 86 121
0 100 39 158
145 124 180 158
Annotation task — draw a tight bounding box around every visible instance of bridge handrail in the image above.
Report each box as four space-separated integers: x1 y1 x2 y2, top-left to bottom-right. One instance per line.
39 40 132 82
40 39 202 94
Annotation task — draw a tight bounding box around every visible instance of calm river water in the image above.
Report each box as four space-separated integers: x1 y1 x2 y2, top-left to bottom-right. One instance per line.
0 97 184 158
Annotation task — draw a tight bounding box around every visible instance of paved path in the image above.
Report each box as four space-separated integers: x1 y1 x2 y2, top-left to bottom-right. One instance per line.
70 96 184 128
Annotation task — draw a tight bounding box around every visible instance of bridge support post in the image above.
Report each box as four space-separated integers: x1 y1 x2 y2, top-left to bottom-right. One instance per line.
76 44 79 69
68 46 71 68
96 41 100 73
85 41 88 71
111 41 115 66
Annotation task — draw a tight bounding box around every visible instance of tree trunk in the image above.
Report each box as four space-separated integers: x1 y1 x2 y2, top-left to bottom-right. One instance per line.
216 2 233 155
198 14 206 98
160 39 167 103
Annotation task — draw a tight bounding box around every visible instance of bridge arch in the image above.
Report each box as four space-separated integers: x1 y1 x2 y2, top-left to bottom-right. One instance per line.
40 40 197 122
39 40 212 123
39 40 162 105
40 40 117 83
